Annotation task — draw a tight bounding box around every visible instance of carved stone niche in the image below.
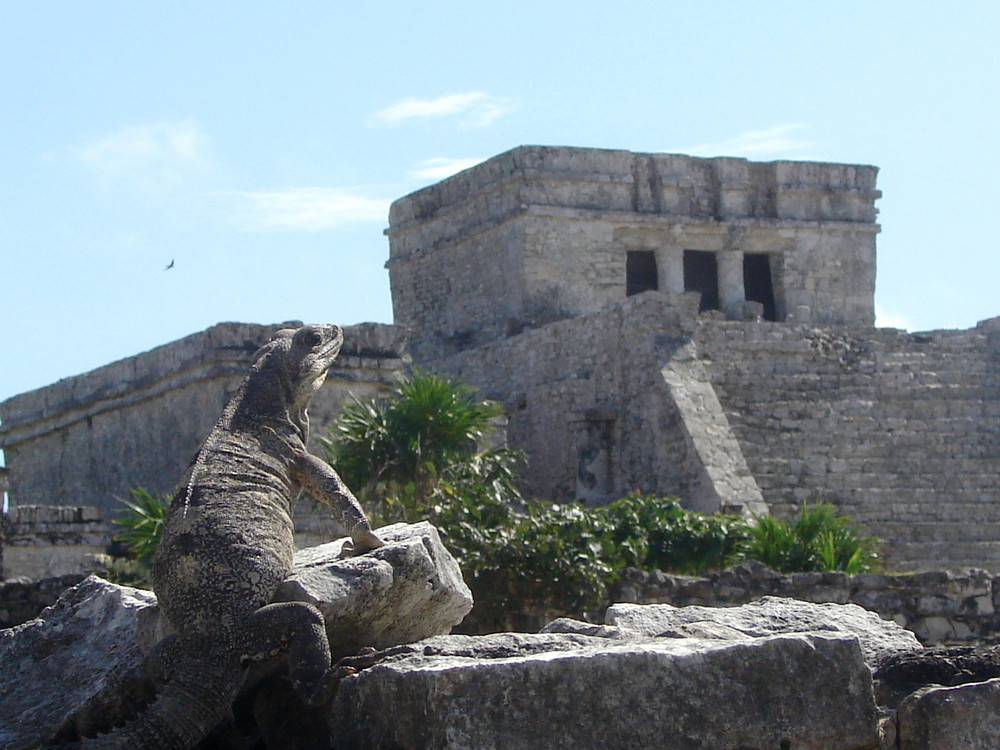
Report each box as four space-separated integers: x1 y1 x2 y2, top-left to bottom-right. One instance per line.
576 407 618 504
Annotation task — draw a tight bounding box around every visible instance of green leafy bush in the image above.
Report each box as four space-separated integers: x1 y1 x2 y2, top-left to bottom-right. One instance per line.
743 503 879 574
602 492 748 574
455 501 614 621
112 487 170 562
429 491 749 623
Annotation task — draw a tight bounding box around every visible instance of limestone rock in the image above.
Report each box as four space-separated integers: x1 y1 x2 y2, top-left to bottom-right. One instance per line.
896 678 1000 750
0 575 157 750
136 521 474 655
327 630 880 750
275 521 473 655
874 645 1000 709
604 595 921 669
541 618 629 639
3 522 470 748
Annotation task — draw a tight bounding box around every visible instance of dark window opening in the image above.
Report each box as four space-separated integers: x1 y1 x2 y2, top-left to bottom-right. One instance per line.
743 253 777 321
683 250 720 312
626 250 658 297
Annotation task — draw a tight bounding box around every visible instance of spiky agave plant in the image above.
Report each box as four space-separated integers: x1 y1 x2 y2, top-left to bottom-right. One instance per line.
743 503 879 573
96 487 171 586
112 487 171 563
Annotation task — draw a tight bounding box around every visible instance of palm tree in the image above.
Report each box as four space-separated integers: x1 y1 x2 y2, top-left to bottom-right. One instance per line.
322 370 520 523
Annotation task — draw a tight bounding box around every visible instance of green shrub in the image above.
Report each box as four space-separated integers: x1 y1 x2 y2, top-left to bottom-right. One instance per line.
97 487 171 587
462 500 615 619
743 503 879 574
602 492 749 574
430 491 750 622
435 494 879 623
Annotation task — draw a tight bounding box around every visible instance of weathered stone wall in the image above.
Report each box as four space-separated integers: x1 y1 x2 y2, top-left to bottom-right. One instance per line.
694 317 1000 570
0 573 86 629
432 293 999 571
388 145 880 361
432 292 767 515
0 321 408 513
389 218 527 359
1 505 112 580
615 563 1000 646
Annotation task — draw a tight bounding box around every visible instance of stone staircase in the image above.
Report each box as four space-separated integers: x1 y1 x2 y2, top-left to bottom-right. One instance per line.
694 321 1000 571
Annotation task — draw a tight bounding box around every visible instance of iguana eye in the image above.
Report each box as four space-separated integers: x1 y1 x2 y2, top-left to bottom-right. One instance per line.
297 329 324 348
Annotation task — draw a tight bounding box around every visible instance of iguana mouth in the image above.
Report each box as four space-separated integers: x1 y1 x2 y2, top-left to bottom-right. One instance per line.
300 325 344 390
318 334 343 361
315 334 343 372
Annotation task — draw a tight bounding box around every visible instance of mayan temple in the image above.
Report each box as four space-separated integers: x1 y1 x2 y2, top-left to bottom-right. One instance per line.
2 145 998 576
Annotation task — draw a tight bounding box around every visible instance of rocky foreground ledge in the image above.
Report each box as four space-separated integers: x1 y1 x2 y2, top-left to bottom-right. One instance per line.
3 522 1000 749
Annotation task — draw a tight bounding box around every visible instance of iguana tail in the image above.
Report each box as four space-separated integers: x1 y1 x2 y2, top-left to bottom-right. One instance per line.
73 656 245 750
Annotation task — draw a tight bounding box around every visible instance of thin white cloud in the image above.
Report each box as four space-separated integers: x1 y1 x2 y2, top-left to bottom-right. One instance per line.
875 305 913 331
78 119 213 190
372 92 515 127
226 188 390 231
410 157 486 180
679 124 810 159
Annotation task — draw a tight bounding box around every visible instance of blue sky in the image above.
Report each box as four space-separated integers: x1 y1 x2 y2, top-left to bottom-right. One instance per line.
1 2 998 404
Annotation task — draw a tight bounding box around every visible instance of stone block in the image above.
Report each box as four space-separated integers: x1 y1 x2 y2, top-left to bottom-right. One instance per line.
328 632 879 750
605 596 921 670
897 678 1000 750
274 521 473 656
0 576 156 750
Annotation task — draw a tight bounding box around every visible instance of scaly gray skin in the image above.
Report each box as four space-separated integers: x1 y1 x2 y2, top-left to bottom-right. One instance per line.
62 324 384 749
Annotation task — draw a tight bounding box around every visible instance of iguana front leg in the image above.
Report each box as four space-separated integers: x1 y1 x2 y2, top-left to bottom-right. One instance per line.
293 452 385 554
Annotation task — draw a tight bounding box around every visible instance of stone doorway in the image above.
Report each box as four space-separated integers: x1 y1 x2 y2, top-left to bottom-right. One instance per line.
626 250 658 297
683 250 720 312
743 253 777 321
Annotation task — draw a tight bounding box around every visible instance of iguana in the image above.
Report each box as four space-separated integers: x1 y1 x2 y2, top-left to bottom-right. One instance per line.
55 324 385 749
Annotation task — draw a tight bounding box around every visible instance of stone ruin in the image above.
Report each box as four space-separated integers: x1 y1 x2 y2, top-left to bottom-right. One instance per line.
387 145 879 360
385 146 999 572
1 144 999 578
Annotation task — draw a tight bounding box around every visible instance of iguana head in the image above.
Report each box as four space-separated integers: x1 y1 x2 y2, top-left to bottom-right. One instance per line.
267 324 344 404
236 324 345 431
